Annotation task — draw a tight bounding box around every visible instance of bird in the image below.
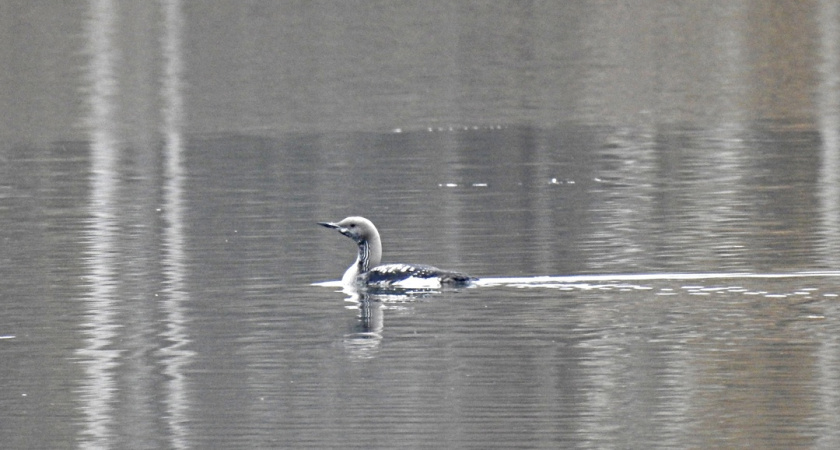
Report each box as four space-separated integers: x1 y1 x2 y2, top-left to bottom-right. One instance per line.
318 216 475 289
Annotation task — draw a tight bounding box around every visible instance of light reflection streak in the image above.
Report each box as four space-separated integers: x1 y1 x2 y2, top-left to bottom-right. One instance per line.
816 2 840 447
77 0 120 447
78 1 193 447
818 0 840 267
474 271 840 286
158 0 194 447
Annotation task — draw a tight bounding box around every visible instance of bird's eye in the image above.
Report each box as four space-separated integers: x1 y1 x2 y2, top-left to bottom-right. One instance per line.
349 224 356 228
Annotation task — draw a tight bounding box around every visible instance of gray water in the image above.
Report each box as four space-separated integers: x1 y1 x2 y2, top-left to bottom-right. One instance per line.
3 1 840 449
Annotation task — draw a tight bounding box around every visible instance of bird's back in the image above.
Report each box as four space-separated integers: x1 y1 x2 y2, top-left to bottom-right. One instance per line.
360 263 476 288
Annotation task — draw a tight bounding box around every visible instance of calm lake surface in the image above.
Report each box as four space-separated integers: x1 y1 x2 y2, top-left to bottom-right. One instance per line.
3 1 840 449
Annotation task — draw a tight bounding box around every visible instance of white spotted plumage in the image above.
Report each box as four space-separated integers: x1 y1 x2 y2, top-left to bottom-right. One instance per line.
319 217 475 289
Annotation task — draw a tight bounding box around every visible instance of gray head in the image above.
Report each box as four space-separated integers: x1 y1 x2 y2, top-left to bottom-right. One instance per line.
318 216 383 273
318 216 379 244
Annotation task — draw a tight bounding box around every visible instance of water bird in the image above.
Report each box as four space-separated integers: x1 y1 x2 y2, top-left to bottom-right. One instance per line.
318 216 475 289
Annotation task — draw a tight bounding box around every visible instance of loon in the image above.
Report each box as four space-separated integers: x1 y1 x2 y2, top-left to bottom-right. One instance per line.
318 216 475 289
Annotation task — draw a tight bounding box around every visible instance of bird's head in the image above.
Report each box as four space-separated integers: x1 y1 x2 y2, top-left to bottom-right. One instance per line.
318 216 378 244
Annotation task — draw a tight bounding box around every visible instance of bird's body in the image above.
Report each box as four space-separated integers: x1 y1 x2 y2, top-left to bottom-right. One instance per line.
318 216 475 289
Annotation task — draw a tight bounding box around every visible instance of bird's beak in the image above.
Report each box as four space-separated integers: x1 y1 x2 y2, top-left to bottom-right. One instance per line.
319 221 356 240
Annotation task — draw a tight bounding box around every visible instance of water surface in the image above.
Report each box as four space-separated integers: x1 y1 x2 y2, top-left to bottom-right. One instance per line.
2 2 840 449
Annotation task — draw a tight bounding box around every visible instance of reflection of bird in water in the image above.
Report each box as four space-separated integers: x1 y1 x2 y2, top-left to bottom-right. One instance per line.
319 216 475 289
342 292 384 359
351 293 383 335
